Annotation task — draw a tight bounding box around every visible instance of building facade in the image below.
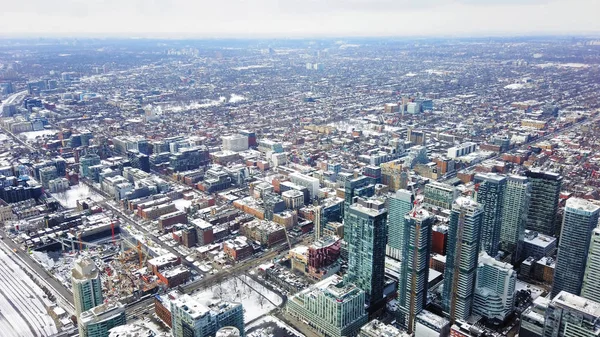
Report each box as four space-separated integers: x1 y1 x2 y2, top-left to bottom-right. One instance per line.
72 257 104 316
442 197 483 322
542 291 600 337
500 175 530 261
386 189 414 261
286 275 367 337
397 207 433 333
581 227 600 303
552 198 600 298
78 302 126 337
525 170 562 236
474 173 506 257
473 252 516 323
423 182 458 210
344 197 387 304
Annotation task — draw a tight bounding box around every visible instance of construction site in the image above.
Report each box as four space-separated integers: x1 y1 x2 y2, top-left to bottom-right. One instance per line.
22 211 177 305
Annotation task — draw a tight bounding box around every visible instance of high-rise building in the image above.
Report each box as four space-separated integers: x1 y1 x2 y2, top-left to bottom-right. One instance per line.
525 170 562 236
474 173 506 257
423 182 458 210
542 291 600 337
473 252 516 323
78 302 126 337
72 257 103 316
582 227 600 303
442 197 483 322
343 176 374 207
500 175 530 261
397 207 433 333
345 197 387 304
386 189 414 261
552 198 600 298
286 275 367 337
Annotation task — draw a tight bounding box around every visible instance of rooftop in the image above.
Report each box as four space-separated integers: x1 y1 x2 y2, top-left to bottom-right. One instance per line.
553 291 600 317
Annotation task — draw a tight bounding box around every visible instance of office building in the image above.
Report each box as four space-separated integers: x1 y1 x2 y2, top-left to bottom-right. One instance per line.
345 197 387 303
525 170 562 236
474 173 506 257
221 134 249 152
522 230 557 259
286 275 367 337
78 302 126 337
581 227 600 303
423 182 458 210
289 172 320 201
442 197 483 322
500 175 530 261
542 291 600 337
80 154 101 179
397 207 434 332
473 252 516 323
447 142 477 159
552 198 600 298
386 189 414 261
72 257 103 316
519 297 549 337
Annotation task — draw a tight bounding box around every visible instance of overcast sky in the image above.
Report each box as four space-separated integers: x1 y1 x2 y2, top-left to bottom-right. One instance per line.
1 0 599 38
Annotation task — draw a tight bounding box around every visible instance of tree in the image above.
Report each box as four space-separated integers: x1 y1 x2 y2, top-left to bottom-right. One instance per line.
256 293 266 309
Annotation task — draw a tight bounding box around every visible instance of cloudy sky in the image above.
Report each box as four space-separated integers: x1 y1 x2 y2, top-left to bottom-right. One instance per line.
1 0 598 37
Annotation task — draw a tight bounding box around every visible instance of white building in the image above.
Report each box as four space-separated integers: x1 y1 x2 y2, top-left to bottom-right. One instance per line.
289 172 320 200
221 134 248 152
447 142 477 159
473 252 516 322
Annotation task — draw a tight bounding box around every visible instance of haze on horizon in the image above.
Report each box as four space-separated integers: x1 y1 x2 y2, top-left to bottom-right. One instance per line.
1 0 599 38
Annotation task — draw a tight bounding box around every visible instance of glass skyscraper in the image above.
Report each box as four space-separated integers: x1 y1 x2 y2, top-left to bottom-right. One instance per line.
72 257 103 316
500 175 530 262
442 197 483 322
344 197 387 304
397 207 433 333
475 173 506 257
581 227 600 303
525 170 562 236
552 197 600 298
386 189 414 261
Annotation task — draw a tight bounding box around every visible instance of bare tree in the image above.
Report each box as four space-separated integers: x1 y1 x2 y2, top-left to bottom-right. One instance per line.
213 280 225 300
256 293 266 309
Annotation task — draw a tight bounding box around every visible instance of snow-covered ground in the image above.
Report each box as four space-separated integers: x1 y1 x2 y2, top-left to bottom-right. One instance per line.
246 316 304 337
238 275 283 306
50 184 105 208
172 198 192 212
191 275 283 323
19 129 59 141
0 242 58 337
